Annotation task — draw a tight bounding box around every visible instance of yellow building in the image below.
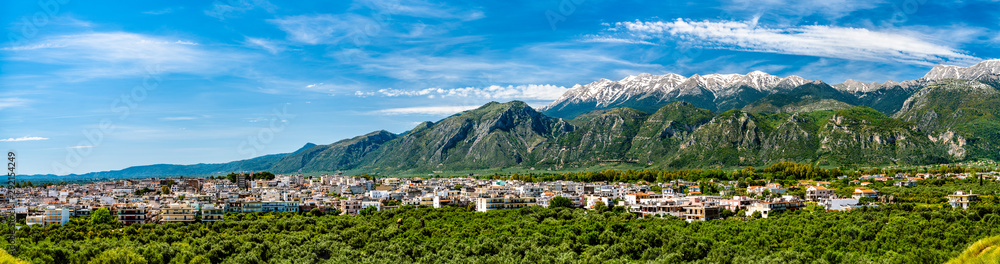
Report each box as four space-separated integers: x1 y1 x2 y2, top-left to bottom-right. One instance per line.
160 203 196 223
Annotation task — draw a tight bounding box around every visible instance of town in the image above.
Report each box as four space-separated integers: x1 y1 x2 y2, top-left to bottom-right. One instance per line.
4 167 994 226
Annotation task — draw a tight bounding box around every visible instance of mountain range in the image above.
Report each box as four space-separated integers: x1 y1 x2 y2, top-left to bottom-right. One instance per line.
26 60 1000 180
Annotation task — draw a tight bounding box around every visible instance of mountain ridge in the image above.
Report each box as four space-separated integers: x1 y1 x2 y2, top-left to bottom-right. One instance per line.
542 60 1000 119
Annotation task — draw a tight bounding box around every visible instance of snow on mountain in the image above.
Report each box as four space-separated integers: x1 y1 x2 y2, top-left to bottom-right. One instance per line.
541 60 1000 118
832 60 1000 93
544 71 811 110
923 59 1000 81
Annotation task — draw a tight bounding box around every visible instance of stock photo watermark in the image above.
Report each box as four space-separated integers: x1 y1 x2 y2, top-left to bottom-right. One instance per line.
7 0 70 46
546 0 586 30
888 0 928 24
237 105 295 158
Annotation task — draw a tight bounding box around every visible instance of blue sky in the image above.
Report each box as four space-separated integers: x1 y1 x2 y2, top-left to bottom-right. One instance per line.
1 0 998 175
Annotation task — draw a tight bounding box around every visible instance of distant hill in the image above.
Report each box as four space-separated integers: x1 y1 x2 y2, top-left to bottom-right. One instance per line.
21 143 316 182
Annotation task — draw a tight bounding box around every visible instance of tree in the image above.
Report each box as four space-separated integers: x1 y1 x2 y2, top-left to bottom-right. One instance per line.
549 196 574 209
750 211 762 219
309 208 324 217
161 185 170 195
91 208 115 225
88 247 147 264
593 201 609 213
360 206 378 216
188 255 211 264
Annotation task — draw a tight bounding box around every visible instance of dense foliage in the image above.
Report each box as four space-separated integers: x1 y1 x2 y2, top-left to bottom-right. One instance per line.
4 204 1000 263
504 162 849 183
219 172 275 183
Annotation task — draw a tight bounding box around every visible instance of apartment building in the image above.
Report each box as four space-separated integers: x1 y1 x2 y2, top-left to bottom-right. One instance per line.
475 196 537 212
160 203 196 223
201 204 225 222
114 204 149 226
341 199 362 215
948 191 979 210
261 201 299 213
683 206 721 221
746 199 804 218
806 186 837 201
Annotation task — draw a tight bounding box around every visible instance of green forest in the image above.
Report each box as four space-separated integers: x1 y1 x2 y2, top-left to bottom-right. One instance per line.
4 203 1000 263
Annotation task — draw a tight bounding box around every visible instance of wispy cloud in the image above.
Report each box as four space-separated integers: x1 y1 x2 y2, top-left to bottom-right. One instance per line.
244 37 285 54
0 136 48 142
0 98 31 110
161 116 198 121
354 0 484 21
721 0 884 22
268 14 371 45
67 145 94 149
374 105 480 115
611 19 981 65
143 7 182 15
357 84 569 101
582 37 657 45
205 0 276 19
2 32 251 80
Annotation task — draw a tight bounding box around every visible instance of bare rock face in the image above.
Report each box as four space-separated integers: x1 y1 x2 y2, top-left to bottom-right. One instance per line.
929 131 967 159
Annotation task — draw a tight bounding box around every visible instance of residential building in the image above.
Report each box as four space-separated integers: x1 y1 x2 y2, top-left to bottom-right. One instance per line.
341 199 362 215
806 186 836 201
201 204 225 222
160 203 196 223
25 215 46 226
475 196 537 212
852 188 878 199
683 206 720 221
261 201 299 213
746 199 804 218
42 206 71 226
948 191 980 210
115 204 149 225
719 196 756 211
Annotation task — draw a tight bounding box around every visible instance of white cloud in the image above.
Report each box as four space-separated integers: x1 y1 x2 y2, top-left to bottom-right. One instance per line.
582 37 657 45
612 19 981 65
161 117 197 121
244 37 284 54
0 136 48 142
205 0 275 19
143 7 182 15
721 0 883 23
268 14 372 45
355 0 484 21
374 105 480 115
359 84 570 101
67 145 94 149
2 32 250 80
0 98 30 110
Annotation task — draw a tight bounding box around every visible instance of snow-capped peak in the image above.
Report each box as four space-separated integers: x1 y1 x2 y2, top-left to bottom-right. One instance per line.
543 71 816 110
924 60 1000 81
